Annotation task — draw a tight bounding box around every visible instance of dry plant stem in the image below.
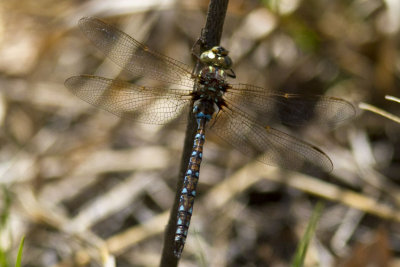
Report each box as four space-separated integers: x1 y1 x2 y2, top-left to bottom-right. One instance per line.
159 0 229 265
385 95 400 104
359 102 400 124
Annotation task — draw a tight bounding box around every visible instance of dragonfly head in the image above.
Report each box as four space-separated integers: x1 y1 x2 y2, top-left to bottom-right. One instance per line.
200 46 232 70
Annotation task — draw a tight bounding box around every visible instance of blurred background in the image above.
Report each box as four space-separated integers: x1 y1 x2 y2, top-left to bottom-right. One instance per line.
1 0 400 266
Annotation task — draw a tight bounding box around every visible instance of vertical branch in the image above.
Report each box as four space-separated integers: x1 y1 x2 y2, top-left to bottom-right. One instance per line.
201 0 230 49
160 0 230 265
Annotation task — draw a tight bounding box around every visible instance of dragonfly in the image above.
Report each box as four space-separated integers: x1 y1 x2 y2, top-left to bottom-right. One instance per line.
65 17 355 258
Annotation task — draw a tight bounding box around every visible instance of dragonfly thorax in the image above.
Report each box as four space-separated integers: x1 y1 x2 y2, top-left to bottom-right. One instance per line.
195 65 230 105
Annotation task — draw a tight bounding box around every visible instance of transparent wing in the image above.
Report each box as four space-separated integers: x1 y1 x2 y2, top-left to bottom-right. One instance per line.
65 75 191 124
78 17 195 88
225 84 356 128
210 109 333 172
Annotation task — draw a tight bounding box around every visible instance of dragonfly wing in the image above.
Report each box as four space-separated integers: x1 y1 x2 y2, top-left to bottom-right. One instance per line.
78 17 195 88
65 75 191 124
210 109 333 172
226 84 356 128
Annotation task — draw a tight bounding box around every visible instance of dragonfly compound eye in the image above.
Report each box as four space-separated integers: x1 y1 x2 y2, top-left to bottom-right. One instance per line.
211 47 220 54
200 47 232 69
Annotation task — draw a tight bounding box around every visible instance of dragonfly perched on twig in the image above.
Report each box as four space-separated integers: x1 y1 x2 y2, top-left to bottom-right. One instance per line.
65 17 355 258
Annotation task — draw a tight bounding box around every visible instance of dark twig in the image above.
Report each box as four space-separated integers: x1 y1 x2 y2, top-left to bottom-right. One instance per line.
159 0 230 265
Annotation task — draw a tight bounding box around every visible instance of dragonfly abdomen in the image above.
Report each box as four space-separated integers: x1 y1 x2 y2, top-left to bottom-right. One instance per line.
174 101 212 257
